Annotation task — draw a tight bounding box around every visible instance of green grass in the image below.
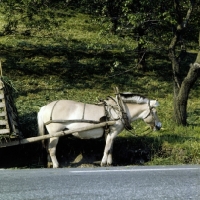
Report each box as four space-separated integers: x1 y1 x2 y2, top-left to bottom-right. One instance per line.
0 8 200 167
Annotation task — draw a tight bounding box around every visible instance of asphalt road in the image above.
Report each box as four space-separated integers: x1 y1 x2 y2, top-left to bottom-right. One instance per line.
0 165 199 200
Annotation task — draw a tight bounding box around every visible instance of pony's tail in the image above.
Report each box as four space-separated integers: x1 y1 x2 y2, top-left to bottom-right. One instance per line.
37 106 46 148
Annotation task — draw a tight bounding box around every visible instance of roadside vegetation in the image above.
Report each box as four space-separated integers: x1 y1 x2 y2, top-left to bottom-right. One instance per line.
0 1 200 168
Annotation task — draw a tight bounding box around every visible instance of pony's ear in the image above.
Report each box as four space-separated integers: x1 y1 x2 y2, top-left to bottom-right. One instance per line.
150 100 159 107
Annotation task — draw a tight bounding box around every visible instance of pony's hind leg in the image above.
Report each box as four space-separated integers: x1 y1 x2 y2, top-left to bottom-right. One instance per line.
48 137 59 168
41 139 52 168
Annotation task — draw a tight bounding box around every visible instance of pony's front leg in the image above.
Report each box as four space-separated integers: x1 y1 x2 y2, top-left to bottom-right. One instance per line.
101 133 116 166
48 137 59 168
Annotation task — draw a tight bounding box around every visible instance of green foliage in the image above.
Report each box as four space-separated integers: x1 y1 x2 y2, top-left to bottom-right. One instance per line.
0 0 65 35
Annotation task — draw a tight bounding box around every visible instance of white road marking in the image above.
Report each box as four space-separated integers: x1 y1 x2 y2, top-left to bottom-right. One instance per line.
70 167 200 173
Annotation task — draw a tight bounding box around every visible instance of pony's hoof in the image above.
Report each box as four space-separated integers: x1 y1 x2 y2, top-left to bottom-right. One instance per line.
47 162 53 168
100 162 106 167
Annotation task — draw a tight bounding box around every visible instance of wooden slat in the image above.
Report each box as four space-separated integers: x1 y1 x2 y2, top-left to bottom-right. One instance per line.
0 129 10 134
0 93 4 99
0 111 7 117
0 102 6 108
0 120 9 125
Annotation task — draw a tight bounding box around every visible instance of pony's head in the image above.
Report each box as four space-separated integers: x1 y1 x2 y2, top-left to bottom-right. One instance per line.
120 93 162 131
143 100 162 131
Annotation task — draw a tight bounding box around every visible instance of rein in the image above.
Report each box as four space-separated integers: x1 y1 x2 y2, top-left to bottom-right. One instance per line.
125 126 153 137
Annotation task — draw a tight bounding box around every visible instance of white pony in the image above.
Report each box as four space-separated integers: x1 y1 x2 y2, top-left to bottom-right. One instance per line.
38 93 161 168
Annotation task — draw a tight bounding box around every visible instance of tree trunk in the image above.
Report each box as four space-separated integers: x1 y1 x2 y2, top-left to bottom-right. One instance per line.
171 32 200 125
173 62 200 125
168 1 199 126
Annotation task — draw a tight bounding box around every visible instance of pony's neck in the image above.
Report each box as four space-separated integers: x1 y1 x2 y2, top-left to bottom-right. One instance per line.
125 103 149 122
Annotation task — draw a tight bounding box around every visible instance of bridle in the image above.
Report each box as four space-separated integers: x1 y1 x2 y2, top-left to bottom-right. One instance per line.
105 96 157 132
122 99 160 132
105 97 158 131
143 100 155 120
142 101 161 131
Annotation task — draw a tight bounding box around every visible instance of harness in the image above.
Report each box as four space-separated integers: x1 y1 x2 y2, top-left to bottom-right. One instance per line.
114 87 133 130
143 100 152 119
44 94 132 133
44 101 107 126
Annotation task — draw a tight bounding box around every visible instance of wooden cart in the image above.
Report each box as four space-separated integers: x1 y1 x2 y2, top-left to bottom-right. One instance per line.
0 77 23 144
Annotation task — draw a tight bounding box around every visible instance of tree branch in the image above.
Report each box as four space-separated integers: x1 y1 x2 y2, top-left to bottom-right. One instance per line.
183 0 194 28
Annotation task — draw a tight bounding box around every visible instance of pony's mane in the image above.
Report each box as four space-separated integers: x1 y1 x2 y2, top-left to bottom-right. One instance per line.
120 92 149 104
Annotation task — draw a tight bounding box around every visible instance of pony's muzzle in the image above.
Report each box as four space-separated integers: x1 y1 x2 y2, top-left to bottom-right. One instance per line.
154 122 162 131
